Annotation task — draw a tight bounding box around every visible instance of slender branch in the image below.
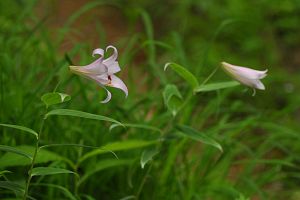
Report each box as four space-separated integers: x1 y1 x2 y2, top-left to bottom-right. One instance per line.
23 110 47 200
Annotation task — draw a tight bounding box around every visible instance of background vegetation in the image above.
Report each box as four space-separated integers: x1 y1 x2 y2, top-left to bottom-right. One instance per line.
1 0 300 199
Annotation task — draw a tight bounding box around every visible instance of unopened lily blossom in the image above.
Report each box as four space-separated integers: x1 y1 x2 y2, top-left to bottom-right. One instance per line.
70 45 128 103
221 61 268 93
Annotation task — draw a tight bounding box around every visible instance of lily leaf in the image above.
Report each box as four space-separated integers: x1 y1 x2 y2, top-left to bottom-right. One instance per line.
31 167 77 177
140 148 159 169
41 92 71 107
164 62 199 89
79 140 157 164
0 145 64 168
0 145 32 160
45 109 122 126
0 123 38 139
163 84 183 116
194 81 240 93
176 125 223 152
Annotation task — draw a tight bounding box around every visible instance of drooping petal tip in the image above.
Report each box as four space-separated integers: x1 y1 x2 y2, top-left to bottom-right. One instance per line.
92 48 104 58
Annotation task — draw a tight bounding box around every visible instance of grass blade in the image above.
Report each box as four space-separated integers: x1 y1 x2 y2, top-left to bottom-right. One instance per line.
78 159 132 186
176 125 223 152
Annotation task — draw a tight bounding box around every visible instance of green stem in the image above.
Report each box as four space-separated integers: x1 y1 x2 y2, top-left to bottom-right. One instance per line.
136 164 153 199
23 111 47 199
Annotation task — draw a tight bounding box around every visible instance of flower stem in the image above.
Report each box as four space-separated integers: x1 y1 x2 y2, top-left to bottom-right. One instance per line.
23 112 46 200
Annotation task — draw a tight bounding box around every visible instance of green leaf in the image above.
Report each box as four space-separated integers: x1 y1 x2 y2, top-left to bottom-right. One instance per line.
79 140 157 164
41 92 71 107
0 145 64 168
176 125 223 152
109 123 162 134
0 123 38 139
194 81 240 93
31 167 76 177
78 159 132 186
0 170 11 177
164 62 199 89
140 148 159 169
0 181 24 194
235 194 250 200
31 183 77 200
163 84 183 116
0 145 32 160
45 109 122 126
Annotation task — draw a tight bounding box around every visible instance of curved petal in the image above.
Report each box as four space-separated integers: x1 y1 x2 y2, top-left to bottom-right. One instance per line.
104 45 118 63
107 75 128 97
100 86 112 103
92 48 105 58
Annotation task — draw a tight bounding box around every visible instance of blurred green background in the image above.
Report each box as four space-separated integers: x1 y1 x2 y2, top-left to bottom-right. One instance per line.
1 0 300 199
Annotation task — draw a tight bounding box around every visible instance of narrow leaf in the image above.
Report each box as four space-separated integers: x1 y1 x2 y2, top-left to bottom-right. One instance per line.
79 140 157 164
0 181 24 194
31 167 76 177
41 92 71 107
176 125 223 152
164 62 199 89
45 109 122 125
0 170 11 177
32 183 77 200
0 123 38 139
0 145 32 160
0 145 64 168
109 123 162 134
141 148 159 169
194 81 240 93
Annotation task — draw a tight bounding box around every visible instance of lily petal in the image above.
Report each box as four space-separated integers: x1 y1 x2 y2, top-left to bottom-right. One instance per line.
92 48 104 58
221 61 267 91
104 60 121 74
104 45 118 63
107 75 128 97
253 80 265 90
100 86 112 103
222 62 267 79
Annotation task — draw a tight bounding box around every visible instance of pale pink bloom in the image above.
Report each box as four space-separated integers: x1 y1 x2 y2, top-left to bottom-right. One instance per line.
70 46 128 103
221 62 268 91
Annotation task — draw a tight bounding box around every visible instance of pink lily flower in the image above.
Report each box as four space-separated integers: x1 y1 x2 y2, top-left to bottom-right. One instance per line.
70 45 128 103
221 62 268 92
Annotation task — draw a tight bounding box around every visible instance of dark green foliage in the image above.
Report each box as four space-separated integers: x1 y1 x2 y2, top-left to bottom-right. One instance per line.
0 0 299 199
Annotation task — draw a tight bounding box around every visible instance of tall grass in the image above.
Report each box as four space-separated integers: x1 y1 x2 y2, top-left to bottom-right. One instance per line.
0 0 300 199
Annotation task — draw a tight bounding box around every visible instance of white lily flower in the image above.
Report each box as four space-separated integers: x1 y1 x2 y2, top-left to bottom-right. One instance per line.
70 45 128 103
221 61 268 92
